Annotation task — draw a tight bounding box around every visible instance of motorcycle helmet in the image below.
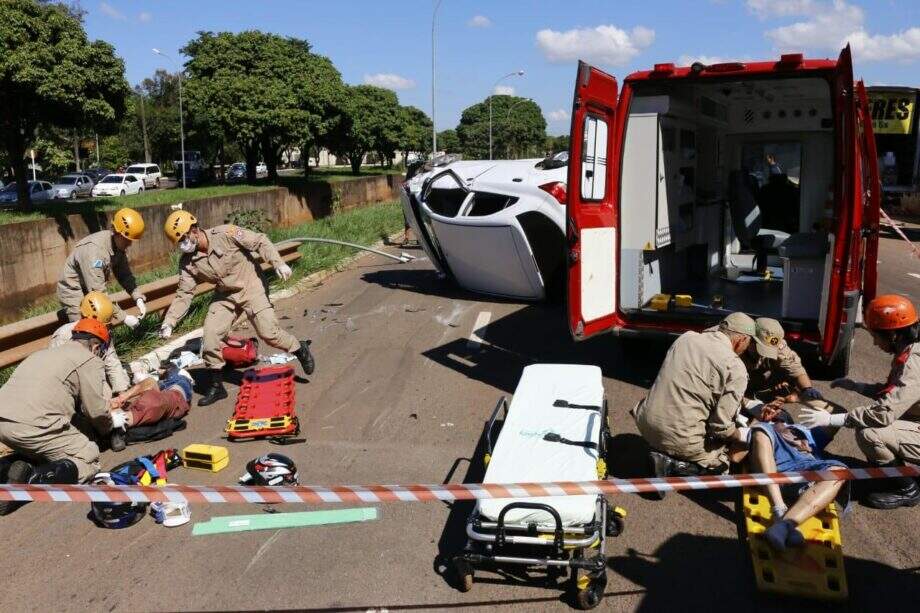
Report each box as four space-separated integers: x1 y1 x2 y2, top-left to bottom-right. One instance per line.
90 472 148 529
239 453 298 486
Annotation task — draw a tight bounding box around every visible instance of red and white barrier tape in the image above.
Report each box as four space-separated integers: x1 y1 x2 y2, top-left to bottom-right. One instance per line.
1 466 918 504
880 209 920 258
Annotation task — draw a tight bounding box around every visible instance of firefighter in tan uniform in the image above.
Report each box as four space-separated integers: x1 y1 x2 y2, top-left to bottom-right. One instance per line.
50 291 131 393
56 208 147 328
0 319 120 515
159 210 315 406
633 312 771 473
799 295 920 509
743 318 823 403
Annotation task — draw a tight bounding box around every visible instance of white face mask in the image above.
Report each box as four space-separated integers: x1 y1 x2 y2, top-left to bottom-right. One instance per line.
178 235 197 254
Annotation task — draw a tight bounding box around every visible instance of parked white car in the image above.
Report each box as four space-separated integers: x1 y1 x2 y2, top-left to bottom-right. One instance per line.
91 173 144 197
402 152 569 301
124 163 162 188
256 162 268 179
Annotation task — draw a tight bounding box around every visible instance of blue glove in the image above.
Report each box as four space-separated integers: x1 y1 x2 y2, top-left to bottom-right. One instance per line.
800 387 823 401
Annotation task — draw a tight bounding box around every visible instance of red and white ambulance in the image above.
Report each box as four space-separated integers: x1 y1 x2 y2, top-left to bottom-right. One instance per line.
566 46 879 375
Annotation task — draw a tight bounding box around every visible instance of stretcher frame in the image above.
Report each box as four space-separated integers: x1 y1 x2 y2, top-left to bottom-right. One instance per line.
452 395 624 610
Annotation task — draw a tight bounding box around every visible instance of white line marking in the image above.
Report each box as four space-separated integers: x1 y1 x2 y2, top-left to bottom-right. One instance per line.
908 272 920 280
467 311 492 350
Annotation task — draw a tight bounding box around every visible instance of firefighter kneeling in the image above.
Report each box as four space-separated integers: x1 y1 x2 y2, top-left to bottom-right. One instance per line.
0 319 116 514
799 294 920 509
159 210 315 406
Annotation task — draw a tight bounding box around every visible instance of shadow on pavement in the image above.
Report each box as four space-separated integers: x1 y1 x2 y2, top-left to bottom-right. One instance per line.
608 533 920 611
422 304 671 395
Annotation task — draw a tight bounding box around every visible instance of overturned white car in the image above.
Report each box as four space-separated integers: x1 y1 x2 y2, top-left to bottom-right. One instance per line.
401 153 568 301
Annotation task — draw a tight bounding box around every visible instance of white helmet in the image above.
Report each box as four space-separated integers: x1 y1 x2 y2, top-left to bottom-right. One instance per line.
239 453 298 486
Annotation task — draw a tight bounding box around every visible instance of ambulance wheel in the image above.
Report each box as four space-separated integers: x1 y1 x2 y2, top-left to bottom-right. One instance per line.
575 573 607 610
452 557 474 592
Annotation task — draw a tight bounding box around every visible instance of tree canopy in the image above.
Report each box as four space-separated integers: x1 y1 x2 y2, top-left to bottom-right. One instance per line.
0 0 129 205
456 96 547 160
183 30 346 181
326 85 404 174
398 106 433 161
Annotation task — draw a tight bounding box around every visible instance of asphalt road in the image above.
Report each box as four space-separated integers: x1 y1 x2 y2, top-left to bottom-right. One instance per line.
1 224 919 612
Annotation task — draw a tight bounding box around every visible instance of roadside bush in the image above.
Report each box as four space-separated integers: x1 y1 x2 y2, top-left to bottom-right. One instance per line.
225 208 272 233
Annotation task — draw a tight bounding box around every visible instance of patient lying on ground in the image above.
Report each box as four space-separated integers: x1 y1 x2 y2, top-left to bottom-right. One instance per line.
108 368 192 449
747 400 848 551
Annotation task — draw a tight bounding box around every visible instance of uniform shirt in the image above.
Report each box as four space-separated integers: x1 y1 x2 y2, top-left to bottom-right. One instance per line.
163 225 286 328
56 230 141 326
847 342 920 429
49 322 131 393
0 341 113 434
635 329 749 454
741 339 807 391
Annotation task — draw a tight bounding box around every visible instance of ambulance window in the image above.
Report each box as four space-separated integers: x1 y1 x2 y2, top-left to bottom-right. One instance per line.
581 115 607 201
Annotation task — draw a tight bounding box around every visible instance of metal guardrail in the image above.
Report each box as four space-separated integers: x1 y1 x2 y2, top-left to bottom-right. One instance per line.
0 243 302 369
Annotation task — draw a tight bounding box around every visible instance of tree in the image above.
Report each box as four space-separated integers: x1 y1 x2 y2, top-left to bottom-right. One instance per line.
437 129 460 154
326 85 403 174
0 0 129 207
184 30 346 182
456 96 546 160
545 134 570 156
397 106 432 164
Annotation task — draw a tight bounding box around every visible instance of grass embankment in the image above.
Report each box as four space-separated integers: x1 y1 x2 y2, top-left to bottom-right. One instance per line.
0 201 404 385
281 166 402 183
0 184 277 225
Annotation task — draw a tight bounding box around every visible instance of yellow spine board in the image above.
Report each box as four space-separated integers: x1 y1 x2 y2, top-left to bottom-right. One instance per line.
742 489 847 601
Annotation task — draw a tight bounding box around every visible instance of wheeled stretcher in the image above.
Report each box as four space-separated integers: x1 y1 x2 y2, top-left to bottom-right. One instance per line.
452 364 625 610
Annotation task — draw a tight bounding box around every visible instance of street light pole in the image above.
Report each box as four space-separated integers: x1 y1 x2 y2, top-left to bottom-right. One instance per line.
431 0 444 157
153 48 186 189
489 70 524 160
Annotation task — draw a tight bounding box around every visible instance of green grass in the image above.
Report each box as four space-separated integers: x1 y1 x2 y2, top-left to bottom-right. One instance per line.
0 201 404 386
0 184 276 225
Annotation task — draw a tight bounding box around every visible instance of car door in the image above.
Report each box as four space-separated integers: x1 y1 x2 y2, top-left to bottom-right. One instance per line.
566 61 621 340
820 45 860 369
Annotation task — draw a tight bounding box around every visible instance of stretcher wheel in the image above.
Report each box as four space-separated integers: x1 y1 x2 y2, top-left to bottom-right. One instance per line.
605 507 625 537
452 557 474 592
575 572 607 610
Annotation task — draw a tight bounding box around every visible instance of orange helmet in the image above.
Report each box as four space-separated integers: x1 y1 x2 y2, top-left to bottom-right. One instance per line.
72 318 111 345
864 295 919 331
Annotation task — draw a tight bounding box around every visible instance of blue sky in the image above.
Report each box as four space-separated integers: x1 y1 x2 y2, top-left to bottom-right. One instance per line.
85 0 920 135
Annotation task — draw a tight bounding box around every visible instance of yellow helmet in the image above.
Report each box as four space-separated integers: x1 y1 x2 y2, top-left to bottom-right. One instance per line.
80 291 115 324
112 208 145 241
164 210 198 244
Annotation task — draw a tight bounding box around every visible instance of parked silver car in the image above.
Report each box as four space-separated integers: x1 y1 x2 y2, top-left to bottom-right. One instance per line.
0 180 55 204
50 174 94 200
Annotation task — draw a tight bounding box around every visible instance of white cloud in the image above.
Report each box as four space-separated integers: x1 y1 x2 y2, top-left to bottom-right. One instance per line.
747 0 816 20
138 12 152 23
363 73 416 90
548 109 570 122
468 15 492 28
757 0 920 62
493 85 515 96
677 54 754 66
536 24 655 66
99 1 126 20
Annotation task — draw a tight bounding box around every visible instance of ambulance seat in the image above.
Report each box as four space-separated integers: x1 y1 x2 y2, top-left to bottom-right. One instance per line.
728 170 789 273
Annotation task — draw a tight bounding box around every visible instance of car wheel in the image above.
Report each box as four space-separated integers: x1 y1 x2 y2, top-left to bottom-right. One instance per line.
139 186 144 193
70 191 76 200
155 178 160 189
120 190 125 196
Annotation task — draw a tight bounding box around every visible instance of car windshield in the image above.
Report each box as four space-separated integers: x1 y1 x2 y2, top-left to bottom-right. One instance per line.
126 166 145 173
1 183 16 192
56 176 79 185
100 175 123 183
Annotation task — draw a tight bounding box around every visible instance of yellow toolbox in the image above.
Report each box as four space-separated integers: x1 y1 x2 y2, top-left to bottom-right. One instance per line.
741 488 847 601
181 444 230 473
674 294 692 308
650 294 671 311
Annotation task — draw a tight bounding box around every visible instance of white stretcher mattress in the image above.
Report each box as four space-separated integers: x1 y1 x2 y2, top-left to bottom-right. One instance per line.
477 364 604 528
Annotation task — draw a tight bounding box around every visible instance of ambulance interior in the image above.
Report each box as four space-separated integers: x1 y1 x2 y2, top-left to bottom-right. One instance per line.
617 77 835 328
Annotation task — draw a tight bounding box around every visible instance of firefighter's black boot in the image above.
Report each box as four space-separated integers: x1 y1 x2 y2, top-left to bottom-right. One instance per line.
295 340 315 375
0 460 34 516
866 475 920 509
198 369 228 407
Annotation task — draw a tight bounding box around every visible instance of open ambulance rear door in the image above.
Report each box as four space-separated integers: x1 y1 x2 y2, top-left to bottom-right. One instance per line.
566 62 621 340
820 45 880 375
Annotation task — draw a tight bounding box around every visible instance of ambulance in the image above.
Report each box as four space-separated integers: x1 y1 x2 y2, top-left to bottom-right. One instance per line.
566 46 879 376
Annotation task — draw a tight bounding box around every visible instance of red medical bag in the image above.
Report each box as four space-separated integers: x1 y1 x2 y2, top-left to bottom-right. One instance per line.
222 336 258 368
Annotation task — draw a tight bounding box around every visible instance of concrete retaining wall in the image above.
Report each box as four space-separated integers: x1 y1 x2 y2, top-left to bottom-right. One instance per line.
0 174 401 323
